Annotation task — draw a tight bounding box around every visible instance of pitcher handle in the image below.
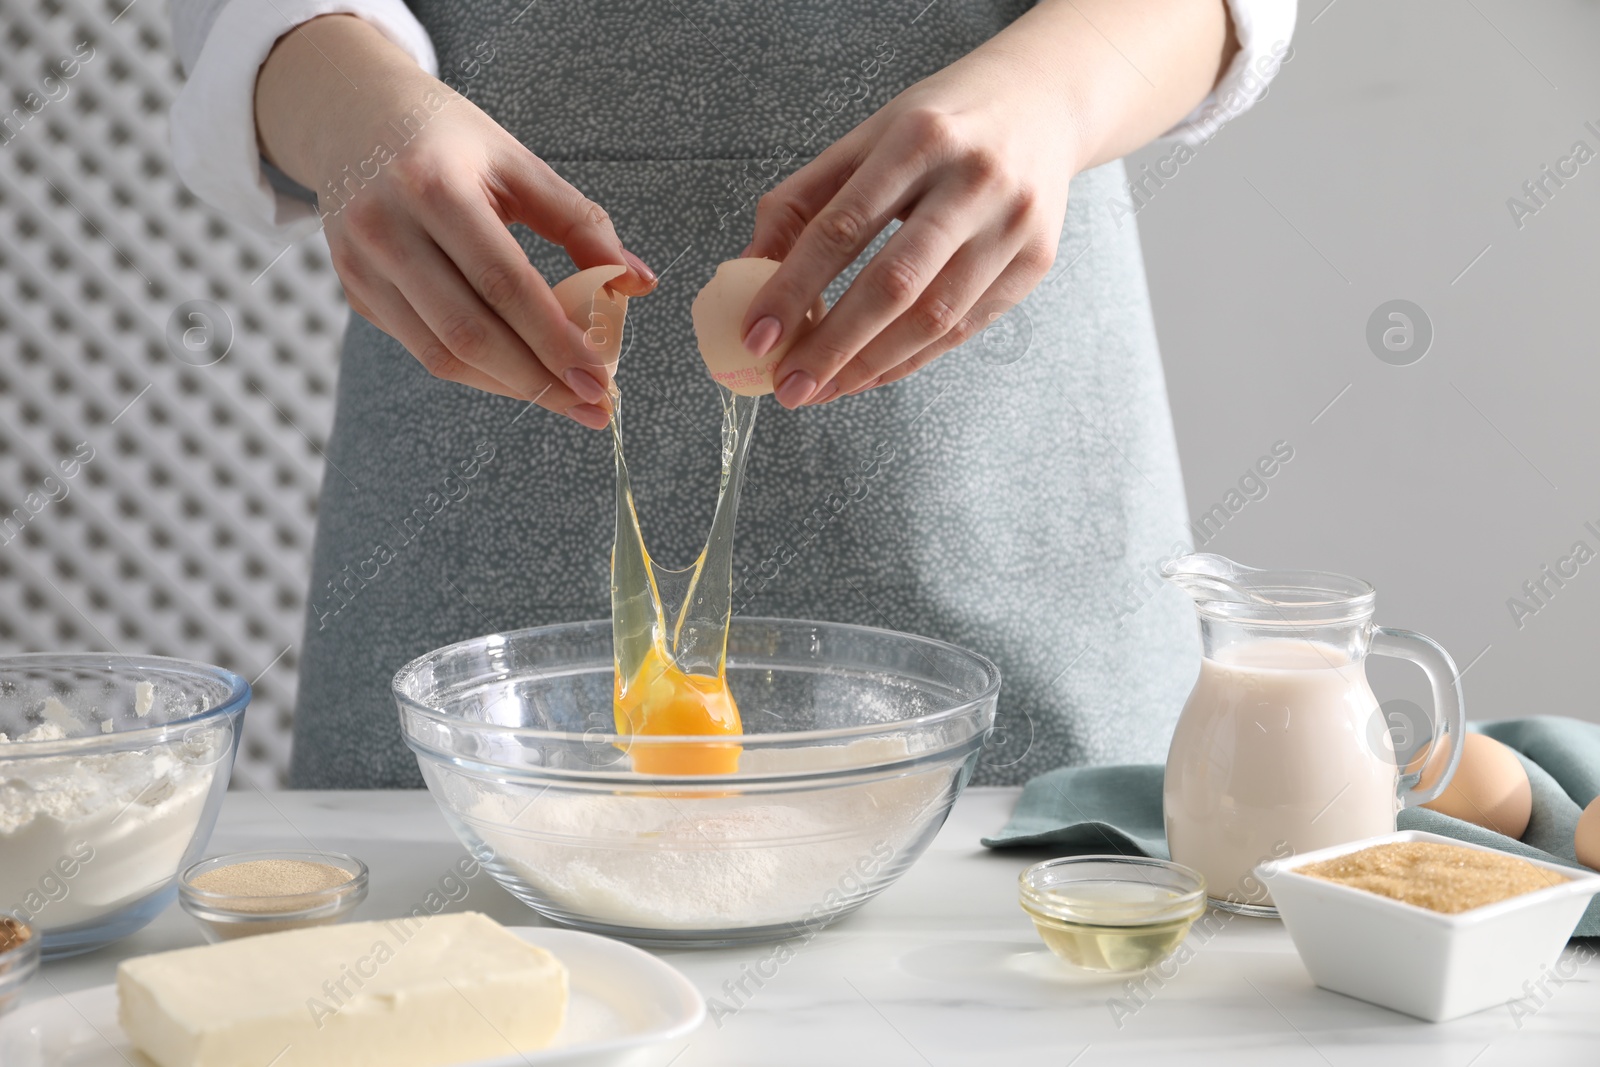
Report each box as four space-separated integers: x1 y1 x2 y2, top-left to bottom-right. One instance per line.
1370 626 1466 807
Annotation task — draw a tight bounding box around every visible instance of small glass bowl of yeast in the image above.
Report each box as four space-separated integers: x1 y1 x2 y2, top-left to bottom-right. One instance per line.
178 850 369 942
1019 856 1208 974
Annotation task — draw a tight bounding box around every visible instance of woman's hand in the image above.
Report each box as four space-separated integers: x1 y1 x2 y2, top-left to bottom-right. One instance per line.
256 15 654 429
742 0 1234 408
743 50 1074 407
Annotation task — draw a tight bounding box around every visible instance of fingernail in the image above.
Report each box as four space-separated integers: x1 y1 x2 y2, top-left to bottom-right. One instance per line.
744 315 782 358
808 381 840 405
622 248 656 285
563 368 609 406
847 375 882 396
740 242 754 257
774 370 816 408
567 403 611 430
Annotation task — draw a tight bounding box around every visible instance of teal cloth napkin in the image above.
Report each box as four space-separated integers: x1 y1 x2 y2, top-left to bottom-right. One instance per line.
983 716 1600 937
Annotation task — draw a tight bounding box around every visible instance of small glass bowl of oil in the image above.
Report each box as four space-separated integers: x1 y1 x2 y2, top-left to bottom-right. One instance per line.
1019 856 1207 974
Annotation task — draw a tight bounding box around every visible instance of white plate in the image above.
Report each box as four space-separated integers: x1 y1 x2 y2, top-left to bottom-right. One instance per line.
0 927 705 1067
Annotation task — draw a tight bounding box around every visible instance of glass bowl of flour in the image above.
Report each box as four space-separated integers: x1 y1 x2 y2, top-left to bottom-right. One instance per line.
0 654 248 958
396 617 999 946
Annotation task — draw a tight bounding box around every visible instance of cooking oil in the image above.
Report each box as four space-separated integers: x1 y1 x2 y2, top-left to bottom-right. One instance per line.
1023 908 1195 973
1020 877 1202 974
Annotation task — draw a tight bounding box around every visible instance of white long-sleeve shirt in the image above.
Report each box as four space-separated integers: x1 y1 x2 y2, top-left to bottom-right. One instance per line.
168 0 1297 242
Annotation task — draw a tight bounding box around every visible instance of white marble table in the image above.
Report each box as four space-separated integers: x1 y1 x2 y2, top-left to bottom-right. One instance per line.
33 788 1600 1066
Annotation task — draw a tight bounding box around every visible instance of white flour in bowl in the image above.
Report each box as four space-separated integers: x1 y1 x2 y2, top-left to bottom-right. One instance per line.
0 718 218 932
455 737 954 930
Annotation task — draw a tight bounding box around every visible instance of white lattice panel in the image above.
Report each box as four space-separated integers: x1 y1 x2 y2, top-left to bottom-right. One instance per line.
0 0 349 787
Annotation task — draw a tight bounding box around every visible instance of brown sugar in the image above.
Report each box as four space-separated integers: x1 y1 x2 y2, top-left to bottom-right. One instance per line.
1300 841 1568 913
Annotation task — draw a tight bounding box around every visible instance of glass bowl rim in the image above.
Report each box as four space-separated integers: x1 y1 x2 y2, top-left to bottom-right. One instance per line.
178 850 369 921
392 615 1003 750
1019 855 1208 926
0 653 250 754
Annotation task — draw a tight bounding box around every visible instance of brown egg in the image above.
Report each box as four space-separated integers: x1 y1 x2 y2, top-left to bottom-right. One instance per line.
552 264 629 375
1576 796 1600 870
1420 733 1532 839
692 258 827 396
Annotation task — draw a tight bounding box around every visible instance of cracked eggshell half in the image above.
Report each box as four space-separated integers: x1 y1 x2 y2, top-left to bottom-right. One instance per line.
552 264 629 375
693 258 827 396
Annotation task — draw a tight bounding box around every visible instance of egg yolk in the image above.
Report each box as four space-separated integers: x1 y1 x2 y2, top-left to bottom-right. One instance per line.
613 644 742 775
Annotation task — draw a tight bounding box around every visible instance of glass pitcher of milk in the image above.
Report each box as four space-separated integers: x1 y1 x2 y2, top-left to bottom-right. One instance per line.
1161 553 1465 916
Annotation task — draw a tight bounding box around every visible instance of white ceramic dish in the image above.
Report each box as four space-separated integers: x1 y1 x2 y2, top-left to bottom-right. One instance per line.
1257 830 1600 1022
0 927 704 1067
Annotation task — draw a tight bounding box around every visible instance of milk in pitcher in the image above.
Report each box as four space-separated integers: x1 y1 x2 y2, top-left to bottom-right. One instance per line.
1163 639 1399 909
1159 553 1465 916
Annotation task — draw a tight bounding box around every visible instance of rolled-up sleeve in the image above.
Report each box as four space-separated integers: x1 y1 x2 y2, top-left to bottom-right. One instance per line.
169 0 438 241
1163 0 1297 145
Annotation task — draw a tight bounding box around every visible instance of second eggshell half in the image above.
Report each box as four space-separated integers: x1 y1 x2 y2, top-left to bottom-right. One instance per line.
692 258 827 396
552 264 629 375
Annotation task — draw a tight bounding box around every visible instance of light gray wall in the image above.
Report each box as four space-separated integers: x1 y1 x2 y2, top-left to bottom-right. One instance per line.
0 0 347 787
1132 0 1600 725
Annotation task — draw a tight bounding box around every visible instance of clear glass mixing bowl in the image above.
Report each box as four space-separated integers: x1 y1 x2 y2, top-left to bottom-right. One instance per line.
0 654 248 958
394 617 1000 946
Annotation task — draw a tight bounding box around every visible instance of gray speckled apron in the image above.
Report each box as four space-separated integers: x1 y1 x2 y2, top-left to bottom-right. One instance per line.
290 0 1199 788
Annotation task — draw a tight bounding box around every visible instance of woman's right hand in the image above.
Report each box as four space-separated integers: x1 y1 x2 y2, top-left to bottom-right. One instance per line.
254 15 654 429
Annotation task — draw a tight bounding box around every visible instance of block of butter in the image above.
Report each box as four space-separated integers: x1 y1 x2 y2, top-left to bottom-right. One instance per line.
117 912 567 1067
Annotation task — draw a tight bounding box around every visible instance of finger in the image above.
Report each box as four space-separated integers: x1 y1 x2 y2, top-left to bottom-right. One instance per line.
327 238 388 333
418 175 615 399
376 278 611 428
739 146 928 396
873 345 941 388
492 148 656 298
356 276 527 400
774 186 993 404
343 289 385 334
371 225 594 413
819 226 1020 398
747 131 866 262
333 221 604 417
875 257 1042 388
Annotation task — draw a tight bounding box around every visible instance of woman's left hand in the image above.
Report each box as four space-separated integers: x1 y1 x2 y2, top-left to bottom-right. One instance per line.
741 47 1076 408
741 0 1235 407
